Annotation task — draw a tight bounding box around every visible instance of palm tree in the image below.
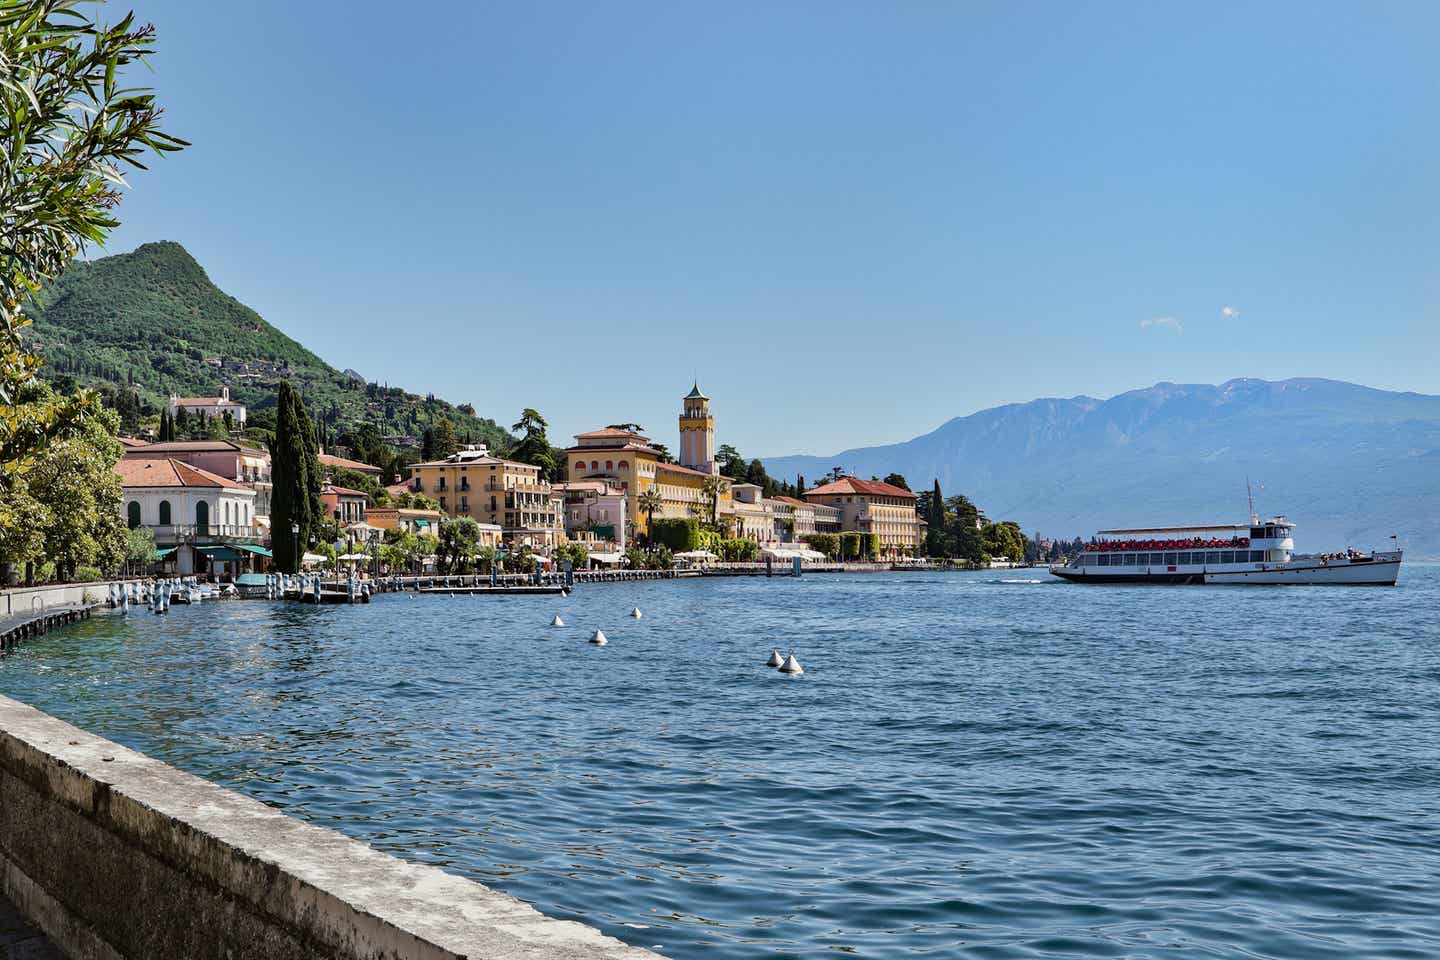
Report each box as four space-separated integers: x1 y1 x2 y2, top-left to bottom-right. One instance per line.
700 474 725 528
637 487 663 540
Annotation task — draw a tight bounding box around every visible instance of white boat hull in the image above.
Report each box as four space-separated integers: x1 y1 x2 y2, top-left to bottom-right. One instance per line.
1204 552 1401 586
1051 551 1402 586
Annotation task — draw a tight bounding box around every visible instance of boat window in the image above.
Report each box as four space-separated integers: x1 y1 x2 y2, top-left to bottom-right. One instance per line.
1122 554 1135 566
1251 527 1265 539
1097 554 1111 566
1206 551 1219 564
1164 552 1177 565
1250 550 1265 562
1220 551 1235 564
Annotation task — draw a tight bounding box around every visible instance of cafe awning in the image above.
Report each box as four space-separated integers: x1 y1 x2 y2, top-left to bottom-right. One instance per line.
195 546 247 562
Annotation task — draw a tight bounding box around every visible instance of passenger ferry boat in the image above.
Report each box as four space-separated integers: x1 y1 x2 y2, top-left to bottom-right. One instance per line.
1050 517 1402 586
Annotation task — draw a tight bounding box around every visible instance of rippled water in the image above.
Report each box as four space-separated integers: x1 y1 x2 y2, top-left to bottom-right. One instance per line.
4 568 1440 958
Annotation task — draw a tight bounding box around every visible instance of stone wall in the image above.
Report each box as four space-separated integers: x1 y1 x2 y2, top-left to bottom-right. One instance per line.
0 696 661 959
0 582 123 619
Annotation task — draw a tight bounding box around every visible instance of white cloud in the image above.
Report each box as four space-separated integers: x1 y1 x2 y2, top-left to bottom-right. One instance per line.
1221 305 1239 317
1140 316 1183 333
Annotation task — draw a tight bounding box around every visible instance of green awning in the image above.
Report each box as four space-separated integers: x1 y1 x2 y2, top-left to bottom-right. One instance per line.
153 547 177 559
195 546 247 561
235 544 272 557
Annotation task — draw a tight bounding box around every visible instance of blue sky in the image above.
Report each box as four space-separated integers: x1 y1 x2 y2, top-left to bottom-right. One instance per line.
100 2 1439 457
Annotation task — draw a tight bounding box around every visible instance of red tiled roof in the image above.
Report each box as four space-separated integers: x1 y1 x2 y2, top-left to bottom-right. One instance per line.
172 396 244 406
318 452 382 474
115 458 248 490
323 485 369 498
127 440 266 457
803 476 916 499
384 482 415 496
117 436 149 448
574 428 650 441
656 462 717 479
564 441 662 456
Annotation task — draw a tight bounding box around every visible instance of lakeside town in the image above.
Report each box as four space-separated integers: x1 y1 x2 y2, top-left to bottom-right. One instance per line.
76 380 1051 587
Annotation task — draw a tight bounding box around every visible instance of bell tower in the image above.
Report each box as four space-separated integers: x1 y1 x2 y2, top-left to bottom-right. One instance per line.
678 382 717 475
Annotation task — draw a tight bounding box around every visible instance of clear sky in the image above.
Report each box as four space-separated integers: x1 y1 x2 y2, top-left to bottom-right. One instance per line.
100 1 1439 457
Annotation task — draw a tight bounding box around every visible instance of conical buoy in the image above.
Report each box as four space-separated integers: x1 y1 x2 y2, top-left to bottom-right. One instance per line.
551 615 565 627
590 629 608 645
766 648 783 668
630 607 643 619
779 653 803 675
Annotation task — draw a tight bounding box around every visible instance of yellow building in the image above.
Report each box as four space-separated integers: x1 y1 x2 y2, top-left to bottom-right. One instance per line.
407 446 563 548
565 384 733 537
803 476 921 558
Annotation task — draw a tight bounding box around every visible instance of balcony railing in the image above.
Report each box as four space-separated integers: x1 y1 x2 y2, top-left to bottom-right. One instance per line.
145 524 262 545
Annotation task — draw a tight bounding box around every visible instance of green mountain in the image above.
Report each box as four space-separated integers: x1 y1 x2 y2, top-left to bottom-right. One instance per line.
23 241 511 450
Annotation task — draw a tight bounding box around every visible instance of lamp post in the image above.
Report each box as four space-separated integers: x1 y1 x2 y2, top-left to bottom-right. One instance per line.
291 521 300 574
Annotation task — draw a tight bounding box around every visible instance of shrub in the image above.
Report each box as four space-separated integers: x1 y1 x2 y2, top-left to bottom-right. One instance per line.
719 538 758 562
860 533 880 560
802 533 838 559
73 565 104 582
650 518 700 552
839 532 861 560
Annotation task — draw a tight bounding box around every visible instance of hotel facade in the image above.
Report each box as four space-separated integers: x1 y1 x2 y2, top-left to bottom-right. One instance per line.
407 446 564 549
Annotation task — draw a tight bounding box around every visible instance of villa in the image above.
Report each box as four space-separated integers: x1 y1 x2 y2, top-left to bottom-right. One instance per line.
167 385 246 427
117 458 263 576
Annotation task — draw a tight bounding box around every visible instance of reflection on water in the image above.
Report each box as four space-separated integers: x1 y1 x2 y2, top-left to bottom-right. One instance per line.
3 570 1440 958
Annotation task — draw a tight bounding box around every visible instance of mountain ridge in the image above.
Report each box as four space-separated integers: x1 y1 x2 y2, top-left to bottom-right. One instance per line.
23 241 512 450
764 377 1440 558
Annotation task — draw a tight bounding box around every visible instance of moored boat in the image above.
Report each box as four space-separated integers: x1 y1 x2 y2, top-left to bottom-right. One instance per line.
1050 517 1401 586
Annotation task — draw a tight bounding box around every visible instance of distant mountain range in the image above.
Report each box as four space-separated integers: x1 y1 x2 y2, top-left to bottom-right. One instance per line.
765 379 1440 558
23 241 511 449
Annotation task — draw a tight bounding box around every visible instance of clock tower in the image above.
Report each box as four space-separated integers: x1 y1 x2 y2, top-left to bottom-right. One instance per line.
678 383 717 475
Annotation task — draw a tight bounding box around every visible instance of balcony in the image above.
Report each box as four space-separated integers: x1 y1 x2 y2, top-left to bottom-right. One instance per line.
146 524 262 546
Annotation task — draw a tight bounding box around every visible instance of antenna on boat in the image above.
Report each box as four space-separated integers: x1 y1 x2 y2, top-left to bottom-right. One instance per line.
1246 478 1258 525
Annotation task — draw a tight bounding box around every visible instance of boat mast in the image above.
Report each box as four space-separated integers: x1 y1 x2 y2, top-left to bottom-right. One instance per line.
1246 478 1258 525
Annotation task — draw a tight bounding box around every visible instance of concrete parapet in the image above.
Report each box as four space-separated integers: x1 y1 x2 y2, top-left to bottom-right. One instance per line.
0 695 663 960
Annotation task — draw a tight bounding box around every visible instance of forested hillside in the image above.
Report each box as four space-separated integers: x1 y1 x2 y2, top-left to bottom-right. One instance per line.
24 241 510 450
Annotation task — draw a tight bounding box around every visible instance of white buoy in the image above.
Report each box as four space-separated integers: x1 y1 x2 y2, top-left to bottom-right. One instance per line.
551 614 565 627
589 629 608 645
766 648 783 668
779 653 803 675
630 607 643 619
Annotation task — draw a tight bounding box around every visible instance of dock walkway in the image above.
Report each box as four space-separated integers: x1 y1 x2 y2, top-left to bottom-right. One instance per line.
0 603 96 652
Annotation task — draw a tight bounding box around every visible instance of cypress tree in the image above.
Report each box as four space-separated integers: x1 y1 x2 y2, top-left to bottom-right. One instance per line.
271 381 319 573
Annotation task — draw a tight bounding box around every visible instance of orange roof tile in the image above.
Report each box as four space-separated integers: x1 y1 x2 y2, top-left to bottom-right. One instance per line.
318 452 382 474
574 427 651 441
656 462 717 479
803 477 916 499
115 458 249 490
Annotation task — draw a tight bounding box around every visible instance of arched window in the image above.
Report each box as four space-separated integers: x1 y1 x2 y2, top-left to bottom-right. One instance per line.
618 460 628 470
195 500 209 535
126 501 141 529
158 500 172 525
591 460 599 471
605 460 613 470
223 501 230 526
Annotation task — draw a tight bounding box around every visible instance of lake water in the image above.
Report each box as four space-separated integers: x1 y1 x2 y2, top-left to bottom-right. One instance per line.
4 568 1439 959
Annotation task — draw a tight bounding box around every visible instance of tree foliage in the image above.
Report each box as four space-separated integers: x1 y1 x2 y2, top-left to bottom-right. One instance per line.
508 407 561 482
270 381 320 572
